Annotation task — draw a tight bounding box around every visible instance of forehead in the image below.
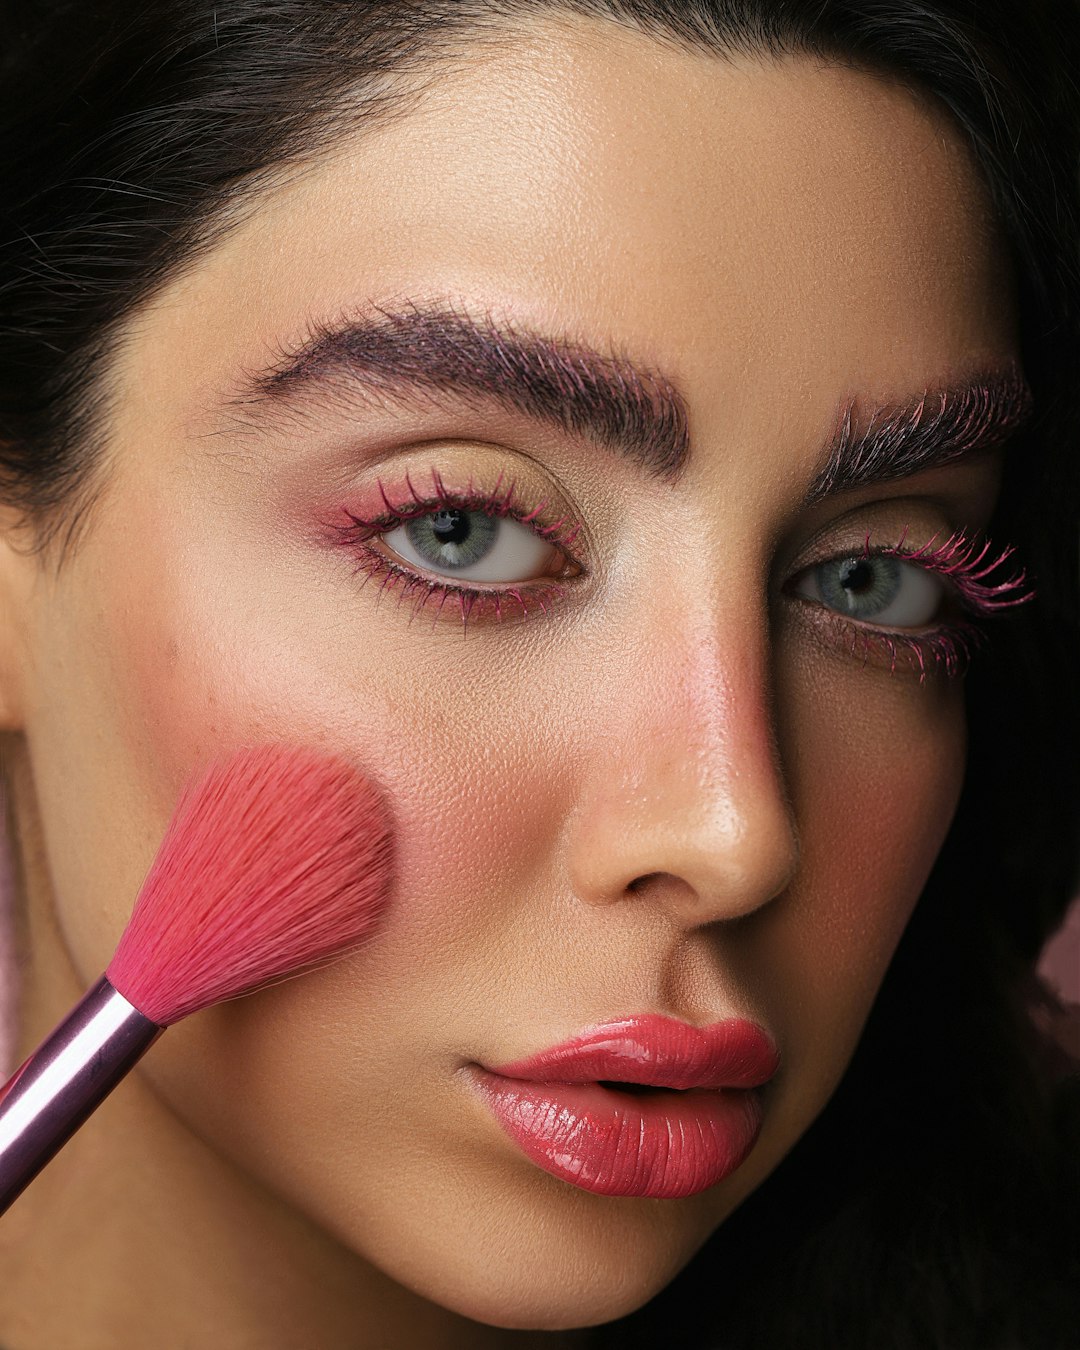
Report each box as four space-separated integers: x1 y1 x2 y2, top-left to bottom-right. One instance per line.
125 18 1014 465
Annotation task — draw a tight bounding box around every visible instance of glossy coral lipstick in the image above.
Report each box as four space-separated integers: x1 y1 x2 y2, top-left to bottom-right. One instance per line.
470 1014 779 1199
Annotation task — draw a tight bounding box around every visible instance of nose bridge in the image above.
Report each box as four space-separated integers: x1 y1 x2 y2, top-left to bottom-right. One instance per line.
564 595 799 925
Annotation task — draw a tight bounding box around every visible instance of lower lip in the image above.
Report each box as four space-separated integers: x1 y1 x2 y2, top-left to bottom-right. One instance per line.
468 1068 765 1199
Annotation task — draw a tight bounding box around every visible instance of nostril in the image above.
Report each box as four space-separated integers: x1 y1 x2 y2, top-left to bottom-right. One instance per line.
625 873 661 894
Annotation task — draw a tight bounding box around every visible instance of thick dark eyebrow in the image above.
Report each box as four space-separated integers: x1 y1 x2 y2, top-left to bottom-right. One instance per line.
223 297 691 481
220 298 1031 497
803 362 1033 508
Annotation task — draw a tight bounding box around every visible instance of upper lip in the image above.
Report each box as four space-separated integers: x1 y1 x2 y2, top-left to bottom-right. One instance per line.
486 1013 780 1091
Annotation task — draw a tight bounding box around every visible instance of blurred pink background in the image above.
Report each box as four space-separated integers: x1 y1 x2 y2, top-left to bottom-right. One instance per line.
0 781 1076 1075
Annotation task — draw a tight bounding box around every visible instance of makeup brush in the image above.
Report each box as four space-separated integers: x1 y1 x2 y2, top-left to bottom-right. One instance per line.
0 742 394 1215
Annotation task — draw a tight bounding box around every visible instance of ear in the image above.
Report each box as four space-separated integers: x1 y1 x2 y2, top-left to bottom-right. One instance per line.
0 502 38 733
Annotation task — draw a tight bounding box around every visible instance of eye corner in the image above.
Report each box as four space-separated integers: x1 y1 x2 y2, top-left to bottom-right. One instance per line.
783 562 820 604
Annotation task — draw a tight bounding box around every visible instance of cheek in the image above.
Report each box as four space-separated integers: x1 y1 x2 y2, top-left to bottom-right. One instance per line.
45 472 559 989
763 645 968 1116
36 483 577 1228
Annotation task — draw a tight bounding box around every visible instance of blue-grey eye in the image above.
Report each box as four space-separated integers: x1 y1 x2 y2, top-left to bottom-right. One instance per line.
382 510 559 582
793 553 943 627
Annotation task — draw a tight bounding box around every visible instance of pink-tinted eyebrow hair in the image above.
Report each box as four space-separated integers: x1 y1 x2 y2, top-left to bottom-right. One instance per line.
222 296 1033 502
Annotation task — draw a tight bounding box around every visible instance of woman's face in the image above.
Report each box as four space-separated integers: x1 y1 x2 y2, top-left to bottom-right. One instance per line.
3 16 1019 1335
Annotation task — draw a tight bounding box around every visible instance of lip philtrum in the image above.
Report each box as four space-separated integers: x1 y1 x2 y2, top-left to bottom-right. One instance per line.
471 1015 779 1199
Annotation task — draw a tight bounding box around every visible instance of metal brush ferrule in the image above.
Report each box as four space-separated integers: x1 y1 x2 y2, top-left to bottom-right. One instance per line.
0 974 164 1215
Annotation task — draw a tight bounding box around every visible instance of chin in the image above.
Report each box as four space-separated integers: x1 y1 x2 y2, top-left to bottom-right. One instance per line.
368 1197 702 1333
433 1268 669 1333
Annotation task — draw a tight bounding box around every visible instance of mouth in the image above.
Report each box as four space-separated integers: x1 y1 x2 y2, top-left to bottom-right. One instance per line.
468 1068 765 1199
597 1079 685 1094
468 1013 779 1199
485 1011 780 1090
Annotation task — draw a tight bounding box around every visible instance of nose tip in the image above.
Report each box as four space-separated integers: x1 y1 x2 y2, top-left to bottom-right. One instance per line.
563 630 800 930
570 770 799 928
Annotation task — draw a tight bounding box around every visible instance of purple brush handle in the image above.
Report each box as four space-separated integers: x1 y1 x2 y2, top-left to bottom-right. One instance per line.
0 974 163 1214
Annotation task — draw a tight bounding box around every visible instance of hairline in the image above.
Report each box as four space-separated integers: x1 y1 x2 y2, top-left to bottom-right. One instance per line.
28 5 988 574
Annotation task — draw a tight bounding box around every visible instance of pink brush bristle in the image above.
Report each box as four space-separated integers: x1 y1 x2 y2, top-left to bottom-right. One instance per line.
105 744 395 1026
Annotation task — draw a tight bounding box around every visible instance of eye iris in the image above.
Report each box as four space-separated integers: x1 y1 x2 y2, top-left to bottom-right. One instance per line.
404 509 499 570
818 555 903 617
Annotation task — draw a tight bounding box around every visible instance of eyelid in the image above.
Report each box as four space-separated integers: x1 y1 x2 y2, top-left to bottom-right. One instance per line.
337 465 587 564
780 525 1035 681
325 466 588 631
327 468 1034 677
787 524 1033 616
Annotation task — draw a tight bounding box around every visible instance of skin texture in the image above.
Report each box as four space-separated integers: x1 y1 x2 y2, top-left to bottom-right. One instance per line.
0 14 1018 1349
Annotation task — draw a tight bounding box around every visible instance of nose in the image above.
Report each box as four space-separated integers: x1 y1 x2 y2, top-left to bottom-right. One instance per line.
563 602 799 930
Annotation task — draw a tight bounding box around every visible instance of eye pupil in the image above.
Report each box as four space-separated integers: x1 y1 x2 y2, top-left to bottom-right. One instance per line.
839 558 875 593
814 553 904 618
430 509 469 544
402 508 500 570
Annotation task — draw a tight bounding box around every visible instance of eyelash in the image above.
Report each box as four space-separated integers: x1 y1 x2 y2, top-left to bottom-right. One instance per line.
331 467 583 628
330 473 1036 681
803 526 1035 683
